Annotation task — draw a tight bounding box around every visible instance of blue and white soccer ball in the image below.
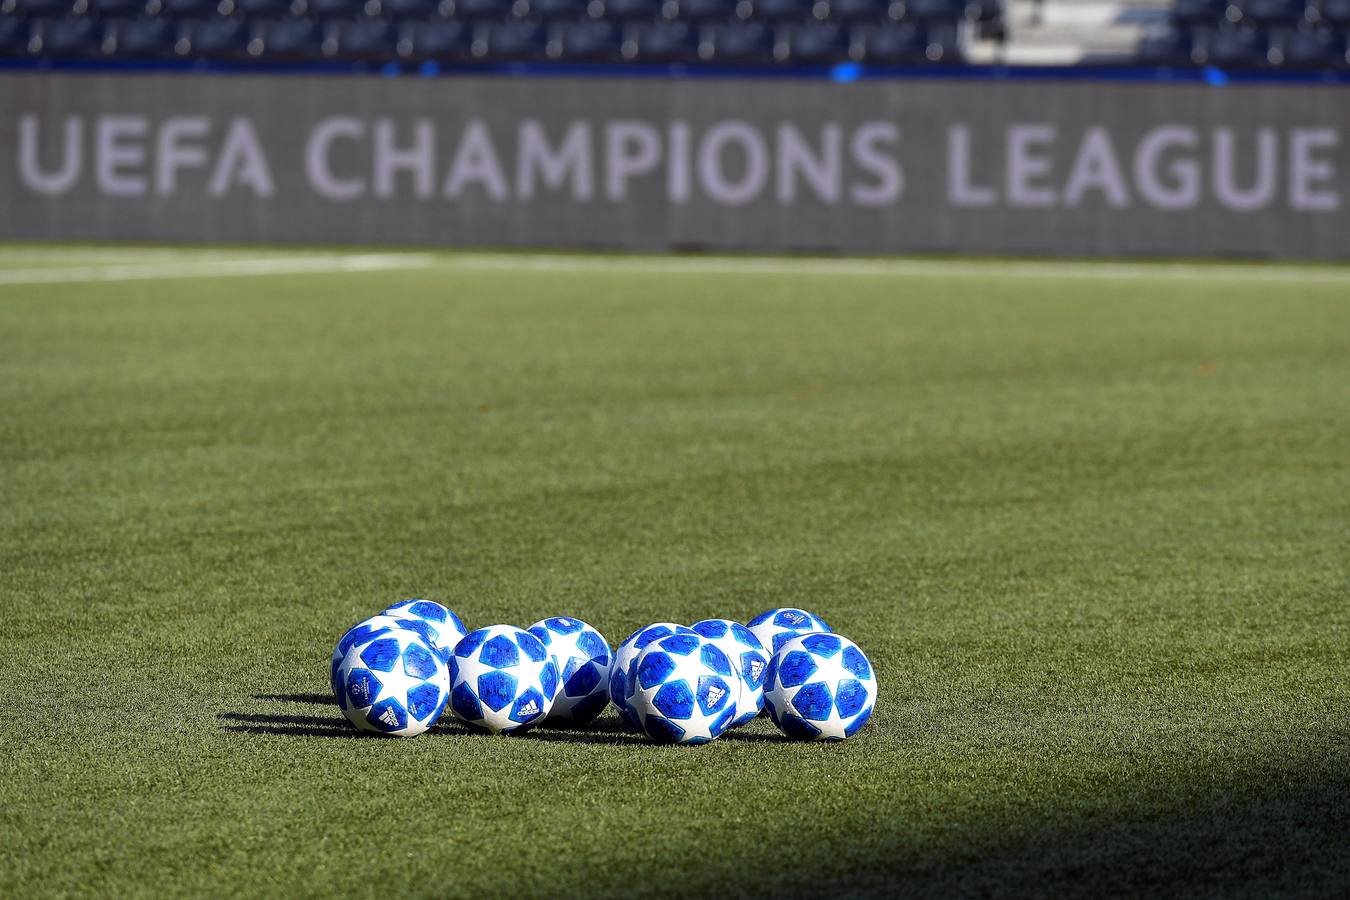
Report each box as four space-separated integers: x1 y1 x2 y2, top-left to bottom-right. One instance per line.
383 599 468 659
331 614 444 692
609 622 699 729
747 607 833 654
333 627 450 737
763 633 876 741
690 619 769 728
629 633 739 745
448 625 559 735
527 617 613 725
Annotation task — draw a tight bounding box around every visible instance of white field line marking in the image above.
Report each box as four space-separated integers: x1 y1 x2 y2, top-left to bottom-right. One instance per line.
442 253 1350 285
0 254 434 287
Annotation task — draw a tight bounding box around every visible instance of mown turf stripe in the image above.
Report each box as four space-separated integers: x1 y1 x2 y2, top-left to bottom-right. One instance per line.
0 254 433 287
443 253 1350 285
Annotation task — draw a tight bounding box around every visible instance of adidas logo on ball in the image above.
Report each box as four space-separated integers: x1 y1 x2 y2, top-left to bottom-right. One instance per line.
705 685 725 707
518 700 540 718
748 660 764 680
378 707 400 727
784 613 806 625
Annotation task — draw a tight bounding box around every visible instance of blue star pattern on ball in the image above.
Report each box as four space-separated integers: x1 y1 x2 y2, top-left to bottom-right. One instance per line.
690 618 770 728
447 625 559 735
332 627 450 737
608 622 699 729
763 632 876 741
330 614 444 696
629 633 739 745
746 607 833 654
383 599 468 660
527 617 613 724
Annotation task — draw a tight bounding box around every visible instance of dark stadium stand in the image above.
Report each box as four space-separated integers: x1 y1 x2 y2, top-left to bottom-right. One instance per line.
1140 0 1350 68
0 0 998 64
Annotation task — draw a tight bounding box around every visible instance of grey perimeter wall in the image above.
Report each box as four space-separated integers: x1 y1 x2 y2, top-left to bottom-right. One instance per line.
2 73 1348 258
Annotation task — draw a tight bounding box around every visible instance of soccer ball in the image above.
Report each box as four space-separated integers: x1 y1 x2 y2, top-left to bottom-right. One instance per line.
747 607 833 654
629 633 739 745
383 599 468 658
690 618 769 728
448 625 559 734
332 627 450 737
527 617 613 725
330 614 444 694
763 633 876 741
609 622 699 729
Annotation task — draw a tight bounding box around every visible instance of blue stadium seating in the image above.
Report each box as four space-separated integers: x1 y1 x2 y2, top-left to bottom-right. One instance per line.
330 19 398 58
0 17 32 54
185 18 251 56
404 19 467 57
6 0 998 66
87 0 150 16
705 21 773 60
856 20 924 60
827 0 890 22
232 0 293 16
1152 0 1348 68
1319 0 1350 24
603 0 660 18
8 0 76 16
625 19 695 59
260 18 322 56
548 19 618 57
1272 25 1347 63
784 21 847 59
109 18 177 55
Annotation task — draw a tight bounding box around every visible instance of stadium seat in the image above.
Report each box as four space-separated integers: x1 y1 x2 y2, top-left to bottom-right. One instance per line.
525 0 591 19
32 18 104 56
754 0 819 22
1316 0 1350 24
1194 25 1269 64
328 18 397 57
902 0 966 22
154 0 223 16
259 18 322 56
783 21 846 59
402 18 467 56
1135 26 1192 64
1232 0 1306 25
232 0 294 16
703 21 772 60
623 20 695 58
452 0 514 18
1270 26 1346 64
603 0 661 19
184 18 250 56
670 0 741 22
825 0 888 21
307 0 370 17
0 18 32 55
472 20 545 58
854 20 923 59
84 0 149 17
380 0 438 16
108 18 176 55
547 18 618 56
7 0 74 16
1171 0 1226 24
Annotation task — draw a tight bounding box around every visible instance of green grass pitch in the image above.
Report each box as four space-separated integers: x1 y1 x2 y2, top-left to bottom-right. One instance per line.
2 249 1347 898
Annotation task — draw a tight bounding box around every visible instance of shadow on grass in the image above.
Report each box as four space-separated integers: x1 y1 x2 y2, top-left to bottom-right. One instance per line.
710 749 1350 899
251 692 333 705
218 710 357 739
